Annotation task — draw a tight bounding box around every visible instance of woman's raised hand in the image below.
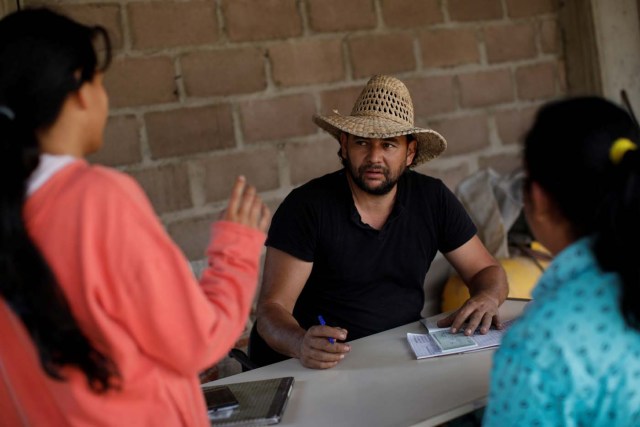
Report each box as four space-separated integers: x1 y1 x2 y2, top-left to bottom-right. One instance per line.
221 176 270 233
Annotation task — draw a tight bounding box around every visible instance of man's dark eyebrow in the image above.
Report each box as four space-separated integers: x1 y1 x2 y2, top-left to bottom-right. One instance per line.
382 136 403 142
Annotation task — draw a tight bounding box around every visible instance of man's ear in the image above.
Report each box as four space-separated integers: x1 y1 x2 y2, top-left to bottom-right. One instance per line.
406 139 417 166
339 132 348 159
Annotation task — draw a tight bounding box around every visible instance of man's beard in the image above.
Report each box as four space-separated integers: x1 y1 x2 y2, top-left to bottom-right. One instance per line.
344 156 406 195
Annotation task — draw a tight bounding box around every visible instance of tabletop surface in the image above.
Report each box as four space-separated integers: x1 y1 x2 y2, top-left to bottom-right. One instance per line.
205 299 529 427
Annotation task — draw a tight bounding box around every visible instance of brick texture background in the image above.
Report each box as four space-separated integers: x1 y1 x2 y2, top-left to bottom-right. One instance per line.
14 0 565 378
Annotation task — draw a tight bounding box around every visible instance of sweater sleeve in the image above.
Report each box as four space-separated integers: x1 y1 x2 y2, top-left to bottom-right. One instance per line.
88 171 265 375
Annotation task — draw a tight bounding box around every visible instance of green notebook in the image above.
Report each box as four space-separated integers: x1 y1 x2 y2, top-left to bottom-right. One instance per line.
204 377 295 426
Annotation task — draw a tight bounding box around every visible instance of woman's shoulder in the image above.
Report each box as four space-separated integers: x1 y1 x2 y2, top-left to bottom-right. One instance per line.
53 162 153 216
73 163 147 200
81 163 138 187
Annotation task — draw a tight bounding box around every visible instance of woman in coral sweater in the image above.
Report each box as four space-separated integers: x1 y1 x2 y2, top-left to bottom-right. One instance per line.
0 8 269 426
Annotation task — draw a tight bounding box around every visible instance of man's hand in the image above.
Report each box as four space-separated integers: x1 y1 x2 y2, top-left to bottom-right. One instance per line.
442 236 509 336
298 326 350 369
436 291 502 335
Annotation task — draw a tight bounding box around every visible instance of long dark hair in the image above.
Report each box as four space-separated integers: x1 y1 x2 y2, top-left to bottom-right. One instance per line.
0 8 118 392
524 97 640 330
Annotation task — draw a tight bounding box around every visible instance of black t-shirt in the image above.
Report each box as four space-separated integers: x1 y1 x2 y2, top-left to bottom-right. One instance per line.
250 169 476 366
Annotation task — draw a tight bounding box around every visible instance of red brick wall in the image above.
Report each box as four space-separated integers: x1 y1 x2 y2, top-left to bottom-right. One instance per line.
16 0 564 378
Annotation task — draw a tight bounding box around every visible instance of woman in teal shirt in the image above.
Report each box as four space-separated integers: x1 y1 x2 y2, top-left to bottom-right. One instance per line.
484 97 640 426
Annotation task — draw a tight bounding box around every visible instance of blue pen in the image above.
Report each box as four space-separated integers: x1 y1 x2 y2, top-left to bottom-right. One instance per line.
317 315 336 344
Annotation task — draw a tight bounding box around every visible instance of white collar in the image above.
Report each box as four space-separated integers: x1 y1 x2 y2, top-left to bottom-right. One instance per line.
26 154 78 197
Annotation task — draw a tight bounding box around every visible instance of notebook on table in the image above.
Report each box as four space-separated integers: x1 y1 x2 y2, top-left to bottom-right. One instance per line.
204 376 295 426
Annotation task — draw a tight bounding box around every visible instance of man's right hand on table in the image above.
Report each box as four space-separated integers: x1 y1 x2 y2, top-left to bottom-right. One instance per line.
298 326 350 369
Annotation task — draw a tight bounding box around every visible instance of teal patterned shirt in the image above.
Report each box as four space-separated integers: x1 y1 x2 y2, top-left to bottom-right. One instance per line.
484 238 640 427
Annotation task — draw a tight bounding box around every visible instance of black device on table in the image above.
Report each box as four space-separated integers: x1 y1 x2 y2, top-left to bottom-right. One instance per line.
204 385 240 413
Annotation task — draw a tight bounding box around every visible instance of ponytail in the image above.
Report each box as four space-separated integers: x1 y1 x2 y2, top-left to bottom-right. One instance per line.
0 9 118 392
594 143 640 330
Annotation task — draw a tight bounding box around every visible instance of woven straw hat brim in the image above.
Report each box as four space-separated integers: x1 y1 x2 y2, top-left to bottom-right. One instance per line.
313 112 447 165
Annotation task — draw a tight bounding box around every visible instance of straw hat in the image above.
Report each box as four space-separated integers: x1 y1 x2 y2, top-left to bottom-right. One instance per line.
313 75 447 165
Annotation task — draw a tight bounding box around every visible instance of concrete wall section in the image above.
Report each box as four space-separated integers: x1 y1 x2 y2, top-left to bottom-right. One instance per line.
593 0 640 109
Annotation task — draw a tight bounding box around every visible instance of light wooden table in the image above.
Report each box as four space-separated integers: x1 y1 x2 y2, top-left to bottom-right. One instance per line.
205 299 528 427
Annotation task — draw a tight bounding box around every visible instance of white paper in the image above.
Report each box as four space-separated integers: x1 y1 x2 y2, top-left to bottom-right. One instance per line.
407 320 514 359
472 324 510 347
419 310 474 334
419 311 453 333
430 330 478 353
407 333 443 359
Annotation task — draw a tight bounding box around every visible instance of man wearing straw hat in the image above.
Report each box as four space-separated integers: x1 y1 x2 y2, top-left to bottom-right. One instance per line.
250 75 509 369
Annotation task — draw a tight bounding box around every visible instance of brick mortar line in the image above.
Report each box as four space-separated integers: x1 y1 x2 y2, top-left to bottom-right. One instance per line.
119 0 132 52
499 0 509 20
441 0 451 23
173 56 186 103
160 205 226 225
276 145 291 189
214 0 228 44
373 0 384 30
186 161 206 208
413 31 423 71
160 186 293 224
231 103 245 150
137 111 154 164
476 26 488 66
340 35 354 81
487 114 502 148
298 0 311 37
118 144 280 172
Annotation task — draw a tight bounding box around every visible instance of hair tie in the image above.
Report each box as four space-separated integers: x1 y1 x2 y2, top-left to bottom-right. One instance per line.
0 105 15 121
610 138 638 165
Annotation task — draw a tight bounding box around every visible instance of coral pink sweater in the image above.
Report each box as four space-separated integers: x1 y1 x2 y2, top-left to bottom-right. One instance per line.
0 161 264 426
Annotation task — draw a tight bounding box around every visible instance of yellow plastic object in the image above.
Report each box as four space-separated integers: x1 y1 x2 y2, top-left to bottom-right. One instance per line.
530 241 550 255
441 255 550 312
